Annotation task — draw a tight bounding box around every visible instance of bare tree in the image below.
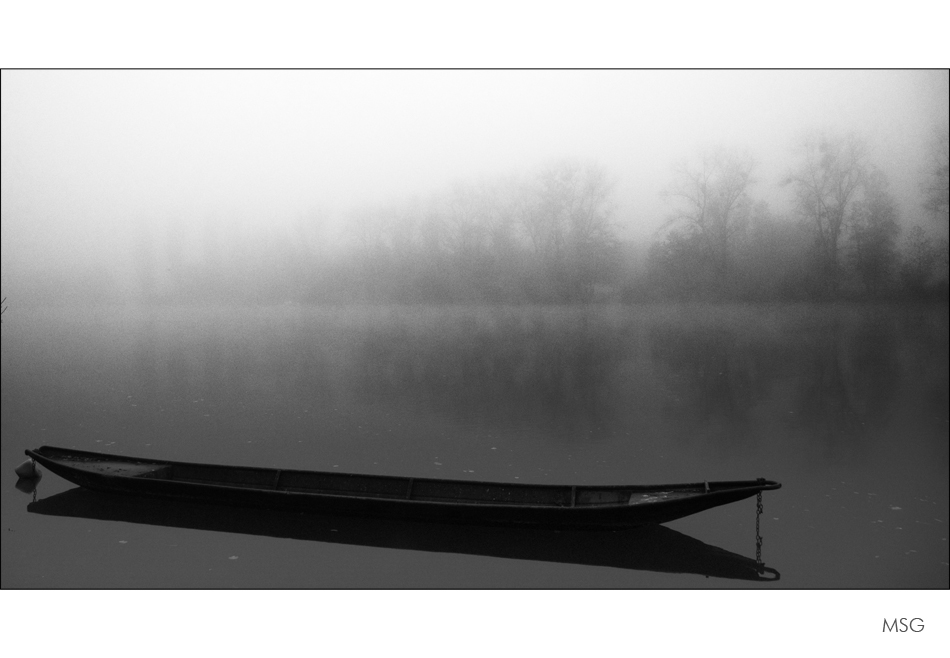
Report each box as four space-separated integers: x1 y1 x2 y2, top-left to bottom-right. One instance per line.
662 147 755 282
522 164 568 261
486 174 530 258
784 132 870 294
922 126 949 222
525 159 617 300
442 181 489 261
849 171 900 296
900 225 942 295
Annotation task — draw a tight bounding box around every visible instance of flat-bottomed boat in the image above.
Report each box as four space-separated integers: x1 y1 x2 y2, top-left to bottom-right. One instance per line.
25 446 781 529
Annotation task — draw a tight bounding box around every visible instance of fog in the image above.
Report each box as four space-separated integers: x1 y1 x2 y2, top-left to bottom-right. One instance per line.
3 69 949 595
2 70 947 304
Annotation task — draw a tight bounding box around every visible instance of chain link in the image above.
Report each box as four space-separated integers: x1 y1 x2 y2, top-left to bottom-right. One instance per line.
755 491 763 565
29 458 38 503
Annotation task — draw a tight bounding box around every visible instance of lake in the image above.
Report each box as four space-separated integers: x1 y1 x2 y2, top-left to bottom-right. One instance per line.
2 302 947 588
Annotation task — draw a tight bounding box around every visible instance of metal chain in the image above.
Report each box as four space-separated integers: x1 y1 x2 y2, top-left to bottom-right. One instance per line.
755 491 763 565
31 458 38 503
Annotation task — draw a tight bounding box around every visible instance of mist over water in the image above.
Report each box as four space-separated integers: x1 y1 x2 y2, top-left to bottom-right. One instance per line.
2 71 948 588
2 303 947 587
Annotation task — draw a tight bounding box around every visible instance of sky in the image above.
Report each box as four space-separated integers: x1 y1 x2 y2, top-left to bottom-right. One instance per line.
2 69 948 296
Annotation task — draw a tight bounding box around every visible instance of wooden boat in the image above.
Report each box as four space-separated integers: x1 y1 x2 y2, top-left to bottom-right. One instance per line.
25 446 781 529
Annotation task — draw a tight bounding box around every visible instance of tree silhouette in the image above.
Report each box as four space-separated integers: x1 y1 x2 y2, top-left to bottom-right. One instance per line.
657 148 755 295
784 133 869 296
848 172 900 296
922 126 949 222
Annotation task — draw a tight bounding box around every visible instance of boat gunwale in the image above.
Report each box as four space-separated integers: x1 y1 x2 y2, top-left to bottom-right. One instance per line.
25 445 781 512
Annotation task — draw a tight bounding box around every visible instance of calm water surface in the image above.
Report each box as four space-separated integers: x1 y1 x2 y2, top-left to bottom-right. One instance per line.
2 303 947 588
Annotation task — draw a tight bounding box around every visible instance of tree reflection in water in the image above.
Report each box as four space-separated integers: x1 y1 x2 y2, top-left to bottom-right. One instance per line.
6 304 945 464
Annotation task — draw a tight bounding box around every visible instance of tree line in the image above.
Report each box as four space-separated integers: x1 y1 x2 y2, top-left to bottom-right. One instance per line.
123 128 948 305
643 130 948 301
333 159 621 304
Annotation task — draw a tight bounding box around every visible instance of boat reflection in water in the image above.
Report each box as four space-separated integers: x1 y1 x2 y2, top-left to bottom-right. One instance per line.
28 487 779 582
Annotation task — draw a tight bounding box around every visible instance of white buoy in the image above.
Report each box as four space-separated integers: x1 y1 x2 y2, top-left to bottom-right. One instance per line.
15 459 40 478
15 471 42 493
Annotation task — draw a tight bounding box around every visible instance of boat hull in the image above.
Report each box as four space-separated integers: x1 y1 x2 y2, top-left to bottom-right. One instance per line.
26 446 780 529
